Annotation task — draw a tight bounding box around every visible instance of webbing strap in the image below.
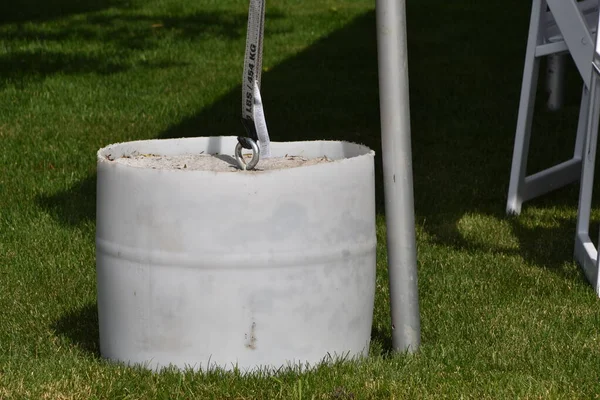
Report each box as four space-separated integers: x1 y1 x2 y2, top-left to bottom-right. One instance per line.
239 0 271 158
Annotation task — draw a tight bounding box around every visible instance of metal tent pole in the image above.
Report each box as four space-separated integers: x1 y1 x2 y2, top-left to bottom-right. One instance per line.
375 0 421 352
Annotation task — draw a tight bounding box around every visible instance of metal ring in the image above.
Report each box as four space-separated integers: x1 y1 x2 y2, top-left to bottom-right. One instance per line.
235 139 260 170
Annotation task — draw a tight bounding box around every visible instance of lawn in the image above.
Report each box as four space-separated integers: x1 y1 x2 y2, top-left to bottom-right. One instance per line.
1 0 600 398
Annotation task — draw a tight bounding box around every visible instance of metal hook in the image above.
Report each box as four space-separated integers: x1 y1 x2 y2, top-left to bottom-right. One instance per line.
235 139 260 170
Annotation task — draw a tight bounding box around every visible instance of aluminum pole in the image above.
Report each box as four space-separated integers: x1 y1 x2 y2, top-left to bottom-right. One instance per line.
376 0 421 352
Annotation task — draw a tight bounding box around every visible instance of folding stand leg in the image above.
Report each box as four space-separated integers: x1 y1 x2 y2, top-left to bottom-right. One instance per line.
575 67 600 295
507 0 597 215
507 0 545 215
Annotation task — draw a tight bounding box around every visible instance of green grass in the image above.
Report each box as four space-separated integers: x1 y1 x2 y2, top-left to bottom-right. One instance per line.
2 0 600 398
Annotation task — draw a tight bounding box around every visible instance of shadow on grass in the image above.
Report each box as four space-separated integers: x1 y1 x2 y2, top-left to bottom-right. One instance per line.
36 176 97 227
0 2 284 87
0 50 128 79
0 10 285 48
157 13 380 146
0 0 125 24
38 0 599 353
52 302 101 356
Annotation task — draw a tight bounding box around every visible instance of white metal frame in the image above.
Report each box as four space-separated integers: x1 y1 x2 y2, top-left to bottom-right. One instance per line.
507 0 598 215
575 19 600 295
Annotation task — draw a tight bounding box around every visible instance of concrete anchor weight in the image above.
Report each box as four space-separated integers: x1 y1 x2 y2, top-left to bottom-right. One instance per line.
96 136 377 371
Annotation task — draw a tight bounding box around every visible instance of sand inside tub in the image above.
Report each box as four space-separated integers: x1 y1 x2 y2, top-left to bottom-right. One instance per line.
111 152 333 172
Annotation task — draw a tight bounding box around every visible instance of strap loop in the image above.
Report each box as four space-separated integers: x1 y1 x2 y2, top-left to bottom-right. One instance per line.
239 117 259 149
236 0 270 169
